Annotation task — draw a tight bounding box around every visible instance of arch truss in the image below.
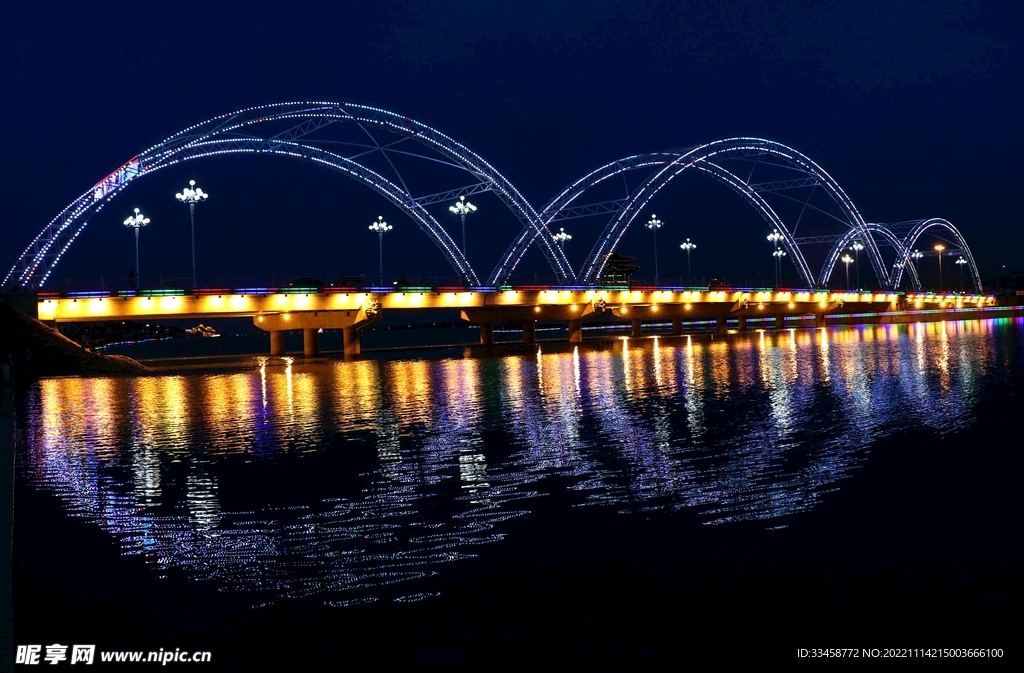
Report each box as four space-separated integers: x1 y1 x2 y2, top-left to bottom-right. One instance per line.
493 138 889 288
4 101 573 290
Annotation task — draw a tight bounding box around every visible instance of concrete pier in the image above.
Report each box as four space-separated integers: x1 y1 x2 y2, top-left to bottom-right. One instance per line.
522 320 536 344
568 319 583 343
270 330 285 356
303 328 319 357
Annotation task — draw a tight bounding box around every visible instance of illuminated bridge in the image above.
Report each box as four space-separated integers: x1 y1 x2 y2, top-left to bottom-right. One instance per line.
39 285 1001 356
6 101 1006 355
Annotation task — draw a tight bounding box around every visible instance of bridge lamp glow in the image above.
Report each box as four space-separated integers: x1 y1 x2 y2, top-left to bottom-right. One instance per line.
449 196 477 258
934 244 946 292
123 208 150 290
645 215 664 285
680 238 696 285
175 180 208 289
955 256 968 292
850 241 864 289
840 254 854 290
368 216 393 286
552 227 572 253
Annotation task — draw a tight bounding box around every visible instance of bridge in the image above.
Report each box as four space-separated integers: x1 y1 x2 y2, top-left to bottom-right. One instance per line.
6 100 1003 355
38 285 999 356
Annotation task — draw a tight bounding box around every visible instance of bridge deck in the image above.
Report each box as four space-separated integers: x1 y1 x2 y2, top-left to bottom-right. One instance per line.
38 286 994 323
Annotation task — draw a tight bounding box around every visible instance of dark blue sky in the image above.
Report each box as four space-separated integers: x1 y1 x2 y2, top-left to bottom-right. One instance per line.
3 0 1020 289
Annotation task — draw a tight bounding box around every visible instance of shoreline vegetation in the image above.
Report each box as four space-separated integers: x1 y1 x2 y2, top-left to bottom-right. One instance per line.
0 302 147 377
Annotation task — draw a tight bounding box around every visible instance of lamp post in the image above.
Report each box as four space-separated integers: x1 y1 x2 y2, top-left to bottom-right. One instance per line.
368 216 392 285
123 208 150 290
645 214 663 284
680 238 696 285
449 196 477 258
910 249 924 289
841 254 854 290
934 244 945 291
955 257 967 292
175 180 208 289
552 227 572 253
850 240 864 289
773 248 787 287
767 230 785 287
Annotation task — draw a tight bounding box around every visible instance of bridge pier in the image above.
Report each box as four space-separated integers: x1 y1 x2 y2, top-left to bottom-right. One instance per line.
716 316 728 335
270 330 286 356
631 318 642 337
342 327 361 356
479 322 494 345
671 316 682 336
775 314 786 330
522 320 536 344
736 315 748 331
568 319 583 343
815 313 827 328
303 328 320 357
255 308 379 358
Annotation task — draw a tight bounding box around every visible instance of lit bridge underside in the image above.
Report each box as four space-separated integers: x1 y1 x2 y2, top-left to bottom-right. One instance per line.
39 285 1000 357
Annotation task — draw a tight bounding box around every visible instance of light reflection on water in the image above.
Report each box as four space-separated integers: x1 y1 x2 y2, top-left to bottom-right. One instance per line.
18 319 1021 606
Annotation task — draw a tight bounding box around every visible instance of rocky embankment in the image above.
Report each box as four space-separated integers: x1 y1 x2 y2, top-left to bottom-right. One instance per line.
0 302 147 377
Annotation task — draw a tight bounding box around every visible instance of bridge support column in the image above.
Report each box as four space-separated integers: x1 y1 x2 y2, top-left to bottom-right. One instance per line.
343 327 361 356
671 316 682 336
716 316 728 335
775 314 786 330
568 319 583 343
736 315 748 331
815 313 827 328
270 330 286 356
631 318 642 337
303 328 320 357
479 322 494 345
522 320 536 344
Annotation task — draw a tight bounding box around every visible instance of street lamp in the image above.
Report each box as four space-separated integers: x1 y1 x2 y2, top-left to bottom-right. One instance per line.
934 244 945 291
680 238 696 285
175 179 209 289
955 257 967 292
773 248 787 287
368 216 392 285
123 208 150 290
552 227 572 253
850 240 864 289
767 230 785 286
645 214 663 284
841 254 854 290
910 249 924 288
449 195 477 258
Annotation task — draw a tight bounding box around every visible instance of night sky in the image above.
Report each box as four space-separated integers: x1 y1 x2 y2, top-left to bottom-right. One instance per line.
3 1 1020 290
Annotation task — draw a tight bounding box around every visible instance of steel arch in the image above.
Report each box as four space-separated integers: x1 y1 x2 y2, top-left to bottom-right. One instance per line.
4 101 572 289
820 222 922 289
891 218 982 293
494 139 889 287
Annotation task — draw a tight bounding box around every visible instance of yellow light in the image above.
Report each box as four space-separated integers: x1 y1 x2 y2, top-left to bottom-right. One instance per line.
788 302 795 308
651 304 658 312
684 303 691 310
571 304 579 312
258 316 264 322
534 306 541 313
283 313 290 321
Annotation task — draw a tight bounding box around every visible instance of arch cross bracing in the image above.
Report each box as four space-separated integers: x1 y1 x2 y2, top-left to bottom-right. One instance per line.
3 101 574 290
494 138 889 287
820 222 919 290
891 218 983 293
